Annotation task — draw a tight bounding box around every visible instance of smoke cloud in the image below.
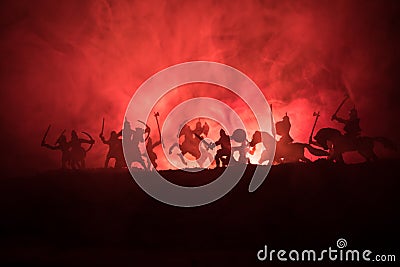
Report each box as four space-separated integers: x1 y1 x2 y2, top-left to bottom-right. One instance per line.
1 0 399 174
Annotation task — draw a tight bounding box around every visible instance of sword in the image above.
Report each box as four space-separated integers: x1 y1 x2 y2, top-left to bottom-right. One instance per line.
41 124 51 146
194 133 215 150
331 94 349 120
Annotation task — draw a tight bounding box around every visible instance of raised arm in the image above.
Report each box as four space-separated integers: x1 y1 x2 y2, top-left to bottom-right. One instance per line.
42 143 60 150
99 134 109 144
331 114 347 124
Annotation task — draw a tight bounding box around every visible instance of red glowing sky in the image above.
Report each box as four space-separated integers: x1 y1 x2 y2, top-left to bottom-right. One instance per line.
0 0 399 174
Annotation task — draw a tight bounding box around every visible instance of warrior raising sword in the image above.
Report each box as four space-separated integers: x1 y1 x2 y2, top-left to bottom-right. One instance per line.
99 118 124 168
123 118 147 169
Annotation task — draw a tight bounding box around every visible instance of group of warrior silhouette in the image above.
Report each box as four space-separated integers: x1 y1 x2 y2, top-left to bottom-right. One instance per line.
42 95 396 170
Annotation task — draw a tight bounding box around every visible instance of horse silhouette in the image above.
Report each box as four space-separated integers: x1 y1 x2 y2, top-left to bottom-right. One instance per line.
313 128 397 163
249 131 328 164
169 122 212 168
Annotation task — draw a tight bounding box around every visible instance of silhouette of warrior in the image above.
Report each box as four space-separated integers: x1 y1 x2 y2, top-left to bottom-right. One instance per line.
169 120 211 167
331 107 361 138
123 118 147 169
311 106 395 163
215 129 231 167
100 130 124 168
231 128 250 164
249 113 328 164
41 126 70 169
69 130 95 169
275 113 294 144
194 120 209 137
145 113 162 170
146 136 161 169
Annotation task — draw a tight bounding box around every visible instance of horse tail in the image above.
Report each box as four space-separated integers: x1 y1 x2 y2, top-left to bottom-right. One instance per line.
373 137 397 151
304 144 329 156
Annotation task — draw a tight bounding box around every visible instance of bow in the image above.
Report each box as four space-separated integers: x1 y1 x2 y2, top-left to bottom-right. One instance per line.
81 131 94 152
137 120 150 141
100 117 105 137
55 129 66 145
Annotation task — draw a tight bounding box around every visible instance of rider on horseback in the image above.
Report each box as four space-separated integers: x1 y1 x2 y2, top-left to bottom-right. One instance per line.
331 107 361 139
276 113 294 144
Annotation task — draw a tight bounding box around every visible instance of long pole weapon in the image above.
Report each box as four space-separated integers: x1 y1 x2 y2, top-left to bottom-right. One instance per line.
100 117 105 137
41 124 51 146
331 94 349 120
154 112 164 148
54 129 66 145
309 111 320 144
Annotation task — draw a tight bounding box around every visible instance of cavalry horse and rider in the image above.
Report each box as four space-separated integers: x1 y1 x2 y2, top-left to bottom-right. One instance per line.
248 94 396 164
122 112 163 170
41 94 396 169
248 111 329 164
310 95 396 163
168 120 214 168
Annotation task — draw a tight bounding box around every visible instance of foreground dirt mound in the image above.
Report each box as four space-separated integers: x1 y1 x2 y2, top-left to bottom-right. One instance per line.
1 161 399 266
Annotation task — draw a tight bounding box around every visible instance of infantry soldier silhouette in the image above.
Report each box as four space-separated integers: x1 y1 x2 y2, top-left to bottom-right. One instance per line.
123 118 147 169
41 125 71 169
231 128 250 164
214 129 231 167
99 118 124 168
275 113 294 144
145 112 162 170
69 130 95 169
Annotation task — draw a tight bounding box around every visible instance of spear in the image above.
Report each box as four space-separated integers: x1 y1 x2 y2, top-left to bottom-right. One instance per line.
100 117 105 137
309 111 320 144
331 94 349 120
55 129 66 145
154 112 164 148
41 124 51 146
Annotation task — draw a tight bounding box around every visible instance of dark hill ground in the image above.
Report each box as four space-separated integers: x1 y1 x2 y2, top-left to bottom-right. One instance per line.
1 161 399 266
